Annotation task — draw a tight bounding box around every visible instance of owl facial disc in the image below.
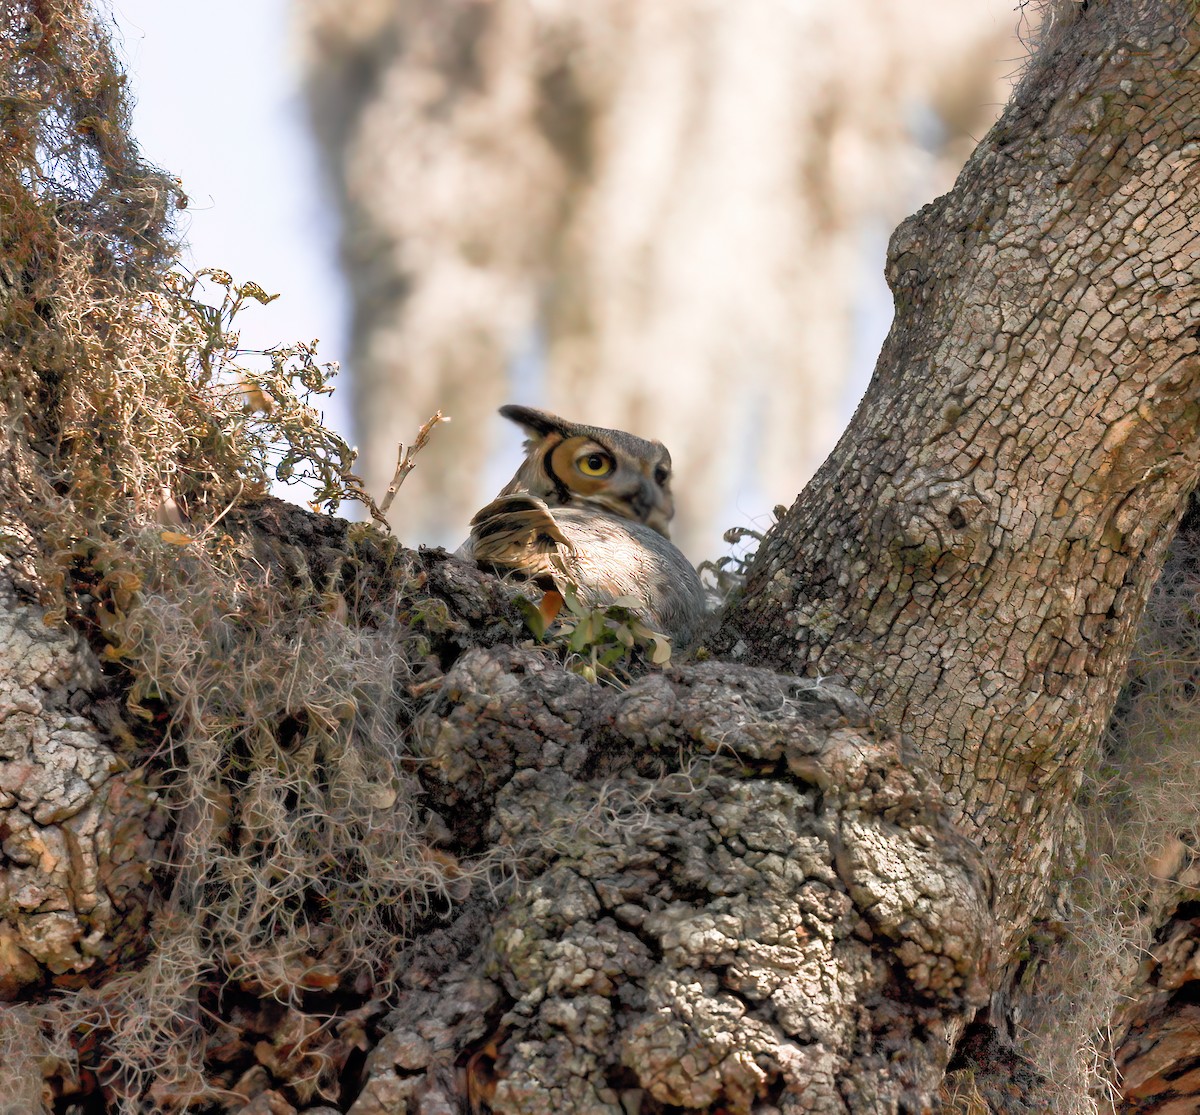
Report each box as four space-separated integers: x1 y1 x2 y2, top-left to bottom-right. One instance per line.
497 405 675 537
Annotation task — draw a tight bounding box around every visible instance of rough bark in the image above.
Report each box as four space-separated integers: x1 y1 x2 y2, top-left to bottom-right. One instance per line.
0 579 166 1000
719 0 1200 950
351 651 992 1113
4 1 1200 1113
1116 903 1200 1113
0 503 994 1110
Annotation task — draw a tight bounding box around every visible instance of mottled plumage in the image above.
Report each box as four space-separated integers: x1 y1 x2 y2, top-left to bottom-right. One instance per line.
458 407 706 645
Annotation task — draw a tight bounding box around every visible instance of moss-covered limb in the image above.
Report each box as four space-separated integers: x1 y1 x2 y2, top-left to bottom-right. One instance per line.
0 506 516 1106
0 491 517 1003
341 651 997 1114
1 496 996 1111
718 0 1200 951
223 496 524 657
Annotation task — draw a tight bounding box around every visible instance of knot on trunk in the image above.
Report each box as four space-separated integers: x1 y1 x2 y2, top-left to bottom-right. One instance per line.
881 471 996 572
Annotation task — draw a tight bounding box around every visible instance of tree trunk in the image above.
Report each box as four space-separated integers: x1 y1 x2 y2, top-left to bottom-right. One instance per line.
719 0 1200 952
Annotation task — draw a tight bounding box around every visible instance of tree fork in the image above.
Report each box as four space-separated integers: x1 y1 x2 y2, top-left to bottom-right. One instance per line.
718 0 1200 949
4 2 1200 1112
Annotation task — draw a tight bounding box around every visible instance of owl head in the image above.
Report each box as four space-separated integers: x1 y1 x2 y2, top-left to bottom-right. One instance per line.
497 405 675 537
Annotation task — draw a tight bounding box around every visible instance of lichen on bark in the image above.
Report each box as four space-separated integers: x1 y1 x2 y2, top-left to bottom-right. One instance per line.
0 580 166 999
3 0 1200 1112
347 652 992 1113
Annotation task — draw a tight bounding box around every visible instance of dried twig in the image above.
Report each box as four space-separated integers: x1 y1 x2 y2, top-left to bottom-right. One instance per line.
377 411 451 520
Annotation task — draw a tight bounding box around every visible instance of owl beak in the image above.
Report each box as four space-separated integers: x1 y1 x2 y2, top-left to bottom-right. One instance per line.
633 481 673 537
644 509 672 537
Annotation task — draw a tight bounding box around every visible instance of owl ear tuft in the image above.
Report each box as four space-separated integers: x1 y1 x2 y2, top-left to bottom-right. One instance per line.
499 405 573 442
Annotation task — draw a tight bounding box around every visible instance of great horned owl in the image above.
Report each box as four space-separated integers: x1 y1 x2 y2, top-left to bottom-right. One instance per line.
459 406 706 646
494 405 675 536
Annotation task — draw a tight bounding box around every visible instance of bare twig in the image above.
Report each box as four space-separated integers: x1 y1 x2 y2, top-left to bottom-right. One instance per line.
378 411 450 519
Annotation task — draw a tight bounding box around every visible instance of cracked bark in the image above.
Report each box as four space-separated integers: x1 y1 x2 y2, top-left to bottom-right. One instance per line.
0 580 167 997
718 0 1200 953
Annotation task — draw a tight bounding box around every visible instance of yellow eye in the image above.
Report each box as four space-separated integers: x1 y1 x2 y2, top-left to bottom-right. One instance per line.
577 452 614 477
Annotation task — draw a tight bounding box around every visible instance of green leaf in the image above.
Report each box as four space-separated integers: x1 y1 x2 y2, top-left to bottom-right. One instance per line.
516 596 548 640
650 637 673 665
598 646 626 667
563 585 588 617
568 615 595 653
609 595 646 610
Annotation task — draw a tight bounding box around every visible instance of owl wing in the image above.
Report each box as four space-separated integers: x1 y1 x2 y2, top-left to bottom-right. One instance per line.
464 494 576 588
461 498 707 647
554 509 707 646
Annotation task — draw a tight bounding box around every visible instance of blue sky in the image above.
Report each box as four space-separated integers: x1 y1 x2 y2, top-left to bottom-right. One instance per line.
107 1 353 445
